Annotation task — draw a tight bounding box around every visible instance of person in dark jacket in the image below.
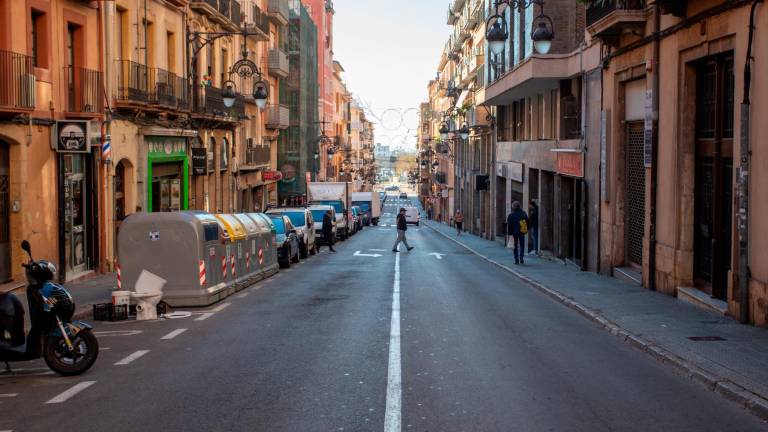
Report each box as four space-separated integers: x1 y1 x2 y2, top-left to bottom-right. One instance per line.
507 201 529 264
392 208 414 252
319 210 336 252
528 200 540 255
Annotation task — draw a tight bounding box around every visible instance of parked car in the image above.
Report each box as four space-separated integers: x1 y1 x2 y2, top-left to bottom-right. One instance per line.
266 207 317 258
399 192 408 200
348 207 359 235
351 206 365 231
309 205 337 245
404 206 420 226
268 215 300 268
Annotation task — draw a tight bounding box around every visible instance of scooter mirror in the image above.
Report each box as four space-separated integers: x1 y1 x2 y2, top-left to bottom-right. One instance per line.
20 240 31 256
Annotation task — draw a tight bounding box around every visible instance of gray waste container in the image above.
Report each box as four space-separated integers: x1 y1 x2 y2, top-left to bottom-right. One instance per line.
117 211 231 307
246 213 278 274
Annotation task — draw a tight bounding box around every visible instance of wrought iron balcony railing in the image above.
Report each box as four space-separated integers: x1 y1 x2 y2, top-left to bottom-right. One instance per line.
267 0 289 25
115 60 149 103
149 68 188 110
243 143 271 168
0 49 35 111
64 66 103 114
194 85 245 119
586 0 645 28
268 48 289 78
265 104 290 129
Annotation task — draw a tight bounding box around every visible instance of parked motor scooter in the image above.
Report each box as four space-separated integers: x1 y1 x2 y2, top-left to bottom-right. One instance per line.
0 240 98 375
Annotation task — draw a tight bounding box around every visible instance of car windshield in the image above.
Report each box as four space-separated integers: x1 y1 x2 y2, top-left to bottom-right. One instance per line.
269 217 286 233
311 210 327 222
282 212 306 227
352 202 371 212
317 200 343 213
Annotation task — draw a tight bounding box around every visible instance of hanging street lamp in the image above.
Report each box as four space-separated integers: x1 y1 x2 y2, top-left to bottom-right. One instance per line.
485 0 555 56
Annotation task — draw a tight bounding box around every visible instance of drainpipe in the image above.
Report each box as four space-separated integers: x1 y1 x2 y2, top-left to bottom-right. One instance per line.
648 3 661 291
739 0 761 324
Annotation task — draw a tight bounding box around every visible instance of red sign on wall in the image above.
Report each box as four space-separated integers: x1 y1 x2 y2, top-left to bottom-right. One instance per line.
556 152 584 178
262 171 283 181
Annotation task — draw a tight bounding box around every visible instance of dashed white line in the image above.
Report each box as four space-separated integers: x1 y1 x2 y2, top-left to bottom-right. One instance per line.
195 313 214 321
160 328 187 340
45 381 96 404
0 393 18 397
114 350 150 365
236 292 249 298
211 302 231 312
384 252 402 432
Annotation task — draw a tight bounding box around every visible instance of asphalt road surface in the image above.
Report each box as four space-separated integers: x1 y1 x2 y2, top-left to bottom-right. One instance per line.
1 194 765 431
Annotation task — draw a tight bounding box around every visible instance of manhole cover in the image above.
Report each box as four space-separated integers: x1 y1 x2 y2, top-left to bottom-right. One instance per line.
688 336 726 342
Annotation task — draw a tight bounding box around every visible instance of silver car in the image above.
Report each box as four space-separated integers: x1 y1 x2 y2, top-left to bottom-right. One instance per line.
266 207 318 258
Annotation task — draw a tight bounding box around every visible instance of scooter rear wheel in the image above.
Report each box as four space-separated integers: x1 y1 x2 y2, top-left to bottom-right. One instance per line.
44 330 99 376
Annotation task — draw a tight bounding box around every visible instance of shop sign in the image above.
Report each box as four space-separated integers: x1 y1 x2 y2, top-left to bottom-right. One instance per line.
53 120 90 153
263 171 283 181
191 148 207 175
148 137 187 157
556 151 584 178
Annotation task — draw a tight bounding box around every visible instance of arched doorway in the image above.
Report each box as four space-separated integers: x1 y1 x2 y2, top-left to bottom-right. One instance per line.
0 139 8 282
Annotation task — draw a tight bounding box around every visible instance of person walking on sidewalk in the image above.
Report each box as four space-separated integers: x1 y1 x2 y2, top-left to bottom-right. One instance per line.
319 210 336 253
392 208 414 252
528 200 540 256
507 201 529 264
454 210 464 236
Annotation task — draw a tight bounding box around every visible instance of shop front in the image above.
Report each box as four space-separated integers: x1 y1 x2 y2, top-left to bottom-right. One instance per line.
146 137 189 213
54 120 99 281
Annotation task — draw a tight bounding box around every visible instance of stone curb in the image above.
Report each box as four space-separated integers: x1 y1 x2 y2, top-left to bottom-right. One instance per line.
424 222 768 422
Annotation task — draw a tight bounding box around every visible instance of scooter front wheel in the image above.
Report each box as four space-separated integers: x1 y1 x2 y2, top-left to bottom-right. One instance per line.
44 330 99 376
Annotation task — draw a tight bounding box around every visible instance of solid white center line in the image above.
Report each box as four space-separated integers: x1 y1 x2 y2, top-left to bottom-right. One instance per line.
114 350 150 365
384 252 401 432
160 328 187 340
45 381 96 404
211 302 231 312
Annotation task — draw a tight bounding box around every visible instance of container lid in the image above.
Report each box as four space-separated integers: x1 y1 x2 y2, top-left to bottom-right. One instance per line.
247 213 276 234
232 214 258 234
214 214 247 240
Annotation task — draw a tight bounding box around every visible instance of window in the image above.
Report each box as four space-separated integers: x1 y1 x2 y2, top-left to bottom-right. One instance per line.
220 48 228 87
220 138 229 170
31 10 47 68
560 79 582 139
115 9 126 61
166 31 175 72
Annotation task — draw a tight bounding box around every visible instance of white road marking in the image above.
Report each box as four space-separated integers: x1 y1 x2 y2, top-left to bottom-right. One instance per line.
211 302 231 312
160 328 187 340
370 249 387 252
384 252 402 432
45 381 96 404
354 251 382 258
236 292 249 298
428 253 445 260
195 313 214 321
0 393 18 397
93 330 143 337
114 350 150 365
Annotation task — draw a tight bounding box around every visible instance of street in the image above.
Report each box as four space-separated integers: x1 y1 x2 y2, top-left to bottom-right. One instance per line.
1 196 765 432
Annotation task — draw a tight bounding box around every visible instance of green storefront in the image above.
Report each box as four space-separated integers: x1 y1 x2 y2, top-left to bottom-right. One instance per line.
146 136 189 212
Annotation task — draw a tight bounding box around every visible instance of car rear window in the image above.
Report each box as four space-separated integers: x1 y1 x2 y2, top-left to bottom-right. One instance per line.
282 212 306 227
269 217 286 233
311 210 327 221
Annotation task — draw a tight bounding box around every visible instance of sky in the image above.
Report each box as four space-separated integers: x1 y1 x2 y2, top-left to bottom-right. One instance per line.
332 0 449 151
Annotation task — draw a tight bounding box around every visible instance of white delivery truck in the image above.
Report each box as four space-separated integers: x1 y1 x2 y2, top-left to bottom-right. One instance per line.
351 191 381 226
308 182 352 240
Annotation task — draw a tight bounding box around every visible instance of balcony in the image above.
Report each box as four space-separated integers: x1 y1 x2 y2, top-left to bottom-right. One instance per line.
149 68 188 111
268 48 289 78
465 0 483 31
0 49 35 112
194 85 245 120
265 104 289 129
115 60 149 104
586 0 646 46
242 142 271 169
240 0 270 40
450 0 466 14
447 5 457 25
64 66 103 115
190 0 242 31
267 0 289 25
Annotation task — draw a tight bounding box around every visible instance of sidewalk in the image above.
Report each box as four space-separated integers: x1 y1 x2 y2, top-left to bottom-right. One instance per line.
65 273 118 315
425 220 768 420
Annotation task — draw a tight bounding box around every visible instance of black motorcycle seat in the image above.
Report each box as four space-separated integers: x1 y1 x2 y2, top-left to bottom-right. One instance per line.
0 292 25 346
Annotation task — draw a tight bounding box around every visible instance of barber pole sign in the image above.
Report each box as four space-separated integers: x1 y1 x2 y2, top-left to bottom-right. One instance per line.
199 260 206 286
221 256 227 279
